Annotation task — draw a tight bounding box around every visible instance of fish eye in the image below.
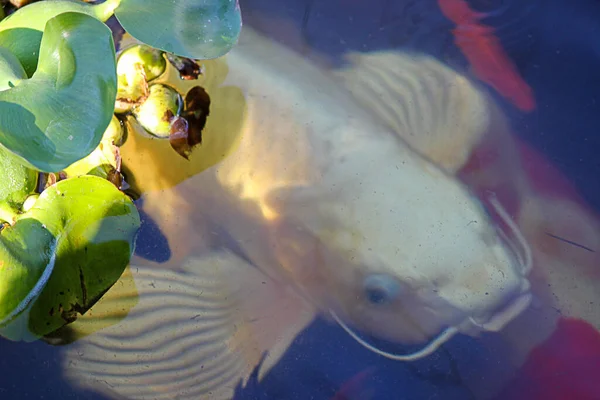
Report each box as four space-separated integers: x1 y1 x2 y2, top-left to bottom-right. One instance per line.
363 274 401 305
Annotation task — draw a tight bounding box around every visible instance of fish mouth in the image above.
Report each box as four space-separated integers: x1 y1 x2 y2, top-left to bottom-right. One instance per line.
463 193 534 334
465 291 532 334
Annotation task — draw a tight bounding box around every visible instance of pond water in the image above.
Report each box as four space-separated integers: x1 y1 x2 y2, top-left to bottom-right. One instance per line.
2 0 600 399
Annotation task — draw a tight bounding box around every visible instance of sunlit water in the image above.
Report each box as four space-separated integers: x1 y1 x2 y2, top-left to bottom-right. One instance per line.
3 0 600 399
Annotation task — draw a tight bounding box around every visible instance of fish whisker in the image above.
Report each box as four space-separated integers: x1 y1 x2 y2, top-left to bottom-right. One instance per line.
329 310 459 361
544 232 596 253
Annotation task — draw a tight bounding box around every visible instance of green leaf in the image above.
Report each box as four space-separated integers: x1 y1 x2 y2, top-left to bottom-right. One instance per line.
0 145 38 212
114 0 242 60
63 115 123 179
0 0 120 76
0 175 140 341
0 28 42 79
0 46 27 90
0 12 117 173
0 219 56 334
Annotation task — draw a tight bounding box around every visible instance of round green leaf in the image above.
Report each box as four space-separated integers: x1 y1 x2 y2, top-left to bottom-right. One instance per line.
0 145 38 211
0 46 26 90
0 219 56 336
63 115 123 179
0 176 141 341
114 0 242 60
0 12 117 173
0 0 120 76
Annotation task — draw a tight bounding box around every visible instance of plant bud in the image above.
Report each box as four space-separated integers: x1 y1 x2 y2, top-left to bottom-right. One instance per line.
132 84 180 138
114 45 166 114
21 194 39 212
117 44 166 82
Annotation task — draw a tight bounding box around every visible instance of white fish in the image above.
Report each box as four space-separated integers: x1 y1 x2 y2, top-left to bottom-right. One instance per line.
61 26 532 399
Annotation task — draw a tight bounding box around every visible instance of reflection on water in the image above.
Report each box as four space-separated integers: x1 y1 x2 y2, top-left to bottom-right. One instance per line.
3 1 600 399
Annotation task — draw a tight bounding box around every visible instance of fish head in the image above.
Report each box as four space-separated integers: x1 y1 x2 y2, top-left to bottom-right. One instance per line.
267 139 532 352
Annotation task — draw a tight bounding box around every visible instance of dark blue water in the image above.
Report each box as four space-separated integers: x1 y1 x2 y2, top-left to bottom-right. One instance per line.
2 0 599 399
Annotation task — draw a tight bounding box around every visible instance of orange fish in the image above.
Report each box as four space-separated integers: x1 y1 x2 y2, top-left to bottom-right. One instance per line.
438 0 536 112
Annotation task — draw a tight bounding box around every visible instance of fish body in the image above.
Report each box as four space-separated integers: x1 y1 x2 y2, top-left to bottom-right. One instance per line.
496 317 600 400
144 26 531 345
63 27 533 399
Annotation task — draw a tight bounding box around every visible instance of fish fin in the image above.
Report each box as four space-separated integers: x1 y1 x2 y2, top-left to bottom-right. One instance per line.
517 194 600 328
332 51 492 173
63 250 316 400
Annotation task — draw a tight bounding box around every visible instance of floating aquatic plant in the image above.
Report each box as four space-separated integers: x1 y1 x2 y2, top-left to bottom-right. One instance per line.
0 0 241 171
132 83 181 138
0 0 242 341
0 174 140 341
114 37 212 160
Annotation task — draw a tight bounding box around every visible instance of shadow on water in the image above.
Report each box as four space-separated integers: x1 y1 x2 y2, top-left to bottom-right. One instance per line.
132 198 172 263
0 339 109 400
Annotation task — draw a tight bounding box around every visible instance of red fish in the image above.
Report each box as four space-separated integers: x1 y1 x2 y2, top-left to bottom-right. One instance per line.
331 367 376 400
437 0 536 112
495 317 600 400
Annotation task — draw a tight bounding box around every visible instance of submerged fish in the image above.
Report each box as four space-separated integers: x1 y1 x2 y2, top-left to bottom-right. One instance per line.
496 317 600 400
330 367 377 400
437 0 537 112
61 26 532 399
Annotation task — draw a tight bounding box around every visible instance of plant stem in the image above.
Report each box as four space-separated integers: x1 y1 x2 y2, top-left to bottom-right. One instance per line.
0 202 17 225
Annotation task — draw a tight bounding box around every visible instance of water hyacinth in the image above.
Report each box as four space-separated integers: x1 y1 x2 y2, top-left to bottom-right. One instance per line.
115 44 167 113
62 115 125 179
0 0 242 172
133 84 181 139
118 44 166 82
0 0 242 343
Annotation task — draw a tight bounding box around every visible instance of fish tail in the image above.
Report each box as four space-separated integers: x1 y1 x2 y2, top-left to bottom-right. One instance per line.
437 0 486 23
453 25 536 112
331 367 377 400
438 0 537 112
